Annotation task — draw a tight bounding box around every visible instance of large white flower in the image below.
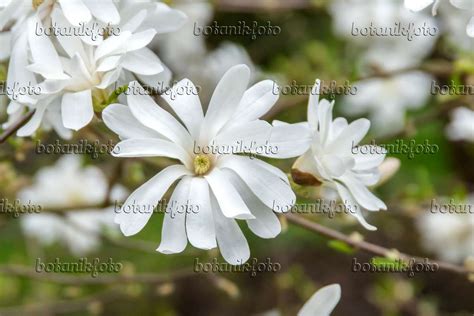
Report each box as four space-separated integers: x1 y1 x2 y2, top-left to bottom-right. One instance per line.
292 80 387 230
341 71 432 136
18 155 128 255
445 107 474 142
416 195 474 262
103 64 299 264
404 0 473 37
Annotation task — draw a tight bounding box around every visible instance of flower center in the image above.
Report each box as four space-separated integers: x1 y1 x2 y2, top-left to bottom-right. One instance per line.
193 154 211 175
32 0 44 10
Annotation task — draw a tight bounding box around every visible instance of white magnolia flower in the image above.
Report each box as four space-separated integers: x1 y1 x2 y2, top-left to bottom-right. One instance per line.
18 155 128 255
103 64 298 264
292 80 387 230
6 1 185 138
341 72 432 136
259 284 341 316
416 195 474 262
445 107 474 142
404 0 473 37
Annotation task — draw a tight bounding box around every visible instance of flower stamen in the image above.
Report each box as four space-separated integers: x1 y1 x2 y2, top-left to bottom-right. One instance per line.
32 0 44 10
194 154 211 175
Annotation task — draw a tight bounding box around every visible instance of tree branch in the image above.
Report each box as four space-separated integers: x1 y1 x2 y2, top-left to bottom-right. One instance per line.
285 213 470 276
0 110 35 144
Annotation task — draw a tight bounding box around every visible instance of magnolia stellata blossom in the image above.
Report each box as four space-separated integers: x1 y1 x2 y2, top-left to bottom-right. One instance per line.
18 155 128 255
445 107 474 142
291 80 387 230
404 0 474 37
4 0 185 138
103 64 300 264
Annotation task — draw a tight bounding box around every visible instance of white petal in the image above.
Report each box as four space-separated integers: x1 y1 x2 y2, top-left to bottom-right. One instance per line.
317 99 334 145
117 165 191 236
467 16 474 38
157 177 191 254
252 158 289 184
28 17 66 79
82 0 120 24
223 169 281 238
97 56 122 72
121 48 163 76
127 81 192 150
219 155 295 211
51 7 87 59
211 193 250 265
126 29 157 52
298 284 341 316
335 182 377 231
95 31 132 61
0 31 11 61
232 80 280 124
200 64 250 143
58 0 92 26
353 146 387 170
404 0 434 12
338 174 386 212
326 118 370 155
161 78 204 139
61 90 94 131
214 120 272 153
17 103 48 137
307 79 321 131
112 138 192 168
102 103 161 140
450 0 472 10
141 2 187 34
262 123 312 158
186 177 217 249
204 168 254 219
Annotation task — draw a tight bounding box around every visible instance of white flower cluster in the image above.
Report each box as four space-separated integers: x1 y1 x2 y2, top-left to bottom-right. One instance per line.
0 0 186 138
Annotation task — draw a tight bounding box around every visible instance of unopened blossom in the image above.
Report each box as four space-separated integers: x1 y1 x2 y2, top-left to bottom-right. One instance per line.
18 155 128 255
291 80 387 230
103 65 298 264
445 107 474 142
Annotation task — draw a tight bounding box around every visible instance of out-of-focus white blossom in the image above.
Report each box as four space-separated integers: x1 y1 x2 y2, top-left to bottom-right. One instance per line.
341 72 432 136
445 107 474 142
18 155 128 255
416 195 474 262
404 0 473 37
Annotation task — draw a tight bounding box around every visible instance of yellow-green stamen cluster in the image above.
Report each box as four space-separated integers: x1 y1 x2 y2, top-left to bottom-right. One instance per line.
193 154 211 175
32 0 44 10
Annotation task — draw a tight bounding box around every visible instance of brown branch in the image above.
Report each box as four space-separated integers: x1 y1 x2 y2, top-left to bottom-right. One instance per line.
285 213 470 276
0 110 35 144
